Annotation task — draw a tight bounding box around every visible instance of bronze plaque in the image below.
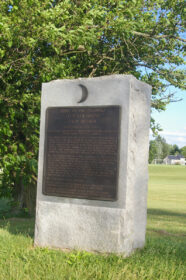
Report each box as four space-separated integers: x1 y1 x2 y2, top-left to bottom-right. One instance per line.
42 106 120 201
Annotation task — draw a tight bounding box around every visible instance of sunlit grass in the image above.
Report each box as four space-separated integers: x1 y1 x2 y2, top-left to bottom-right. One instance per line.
0 165 185 280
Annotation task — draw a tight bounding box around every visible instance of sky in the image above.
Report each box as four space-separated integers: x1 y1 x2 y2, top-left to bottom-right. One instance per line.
151 88 186 148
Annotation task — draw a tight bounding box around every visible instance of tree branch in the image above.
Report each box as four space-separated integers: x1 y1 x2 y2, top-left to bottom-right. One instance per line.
132 31 186 43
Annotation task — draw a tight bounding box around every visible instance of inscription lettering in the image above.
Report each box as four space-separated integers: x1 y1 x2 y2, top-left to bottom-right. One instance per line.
43 106 120 200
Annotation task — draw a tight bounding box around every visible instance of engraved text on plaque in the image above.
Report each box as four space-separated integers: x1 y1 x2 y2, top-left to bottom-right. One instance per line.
42 106 120 200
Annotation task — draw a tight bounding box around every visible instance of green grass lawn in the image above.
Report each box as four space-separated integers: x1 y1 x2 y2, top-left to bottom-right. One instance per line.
0 165 185 280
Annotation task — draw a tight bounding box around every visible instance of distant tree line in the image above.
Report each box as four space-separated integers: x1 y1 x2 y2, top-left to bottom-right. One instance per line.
149 136 186 163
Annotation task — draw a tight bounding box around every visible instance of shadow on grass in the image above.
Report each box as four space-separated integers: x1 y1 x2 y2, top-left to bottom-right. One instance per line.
0 217 35 238
148 208 186 219
0 208 185 239
0 213 185 264
147 208 186 237
147 208 186 230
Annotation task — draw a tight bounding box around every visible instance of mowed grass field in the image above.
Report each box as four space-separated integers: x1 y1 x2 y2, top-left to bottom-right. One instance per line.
0 165 185 280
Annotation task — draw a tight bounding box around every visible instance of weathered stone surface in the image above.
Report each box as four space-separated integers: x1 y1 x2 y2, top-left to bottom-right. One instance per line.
35 75 151 256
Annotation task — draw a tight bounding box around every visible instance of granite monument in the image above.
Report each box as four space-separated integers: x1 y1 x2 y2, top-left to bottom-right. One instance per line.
35 75 151 256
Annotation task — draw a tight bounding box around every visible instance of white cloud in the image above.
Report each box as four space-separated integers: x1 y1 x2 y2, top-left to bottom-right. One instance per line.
159 131 186 137
150 130 186 147
166 136 186 147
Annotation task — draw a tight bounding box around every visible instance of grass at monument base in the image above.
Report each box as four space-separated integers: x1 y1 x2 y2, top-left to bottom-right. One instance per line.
0 165 185 280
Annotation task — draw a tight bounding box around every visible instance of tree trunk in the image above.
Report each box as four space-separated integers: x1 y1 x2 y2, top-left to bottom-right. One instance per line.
13 181 36 216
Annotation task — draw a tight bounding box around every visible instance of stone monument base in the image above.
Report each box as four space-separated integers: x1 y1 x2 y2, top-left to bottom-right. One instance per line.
35 201 145 255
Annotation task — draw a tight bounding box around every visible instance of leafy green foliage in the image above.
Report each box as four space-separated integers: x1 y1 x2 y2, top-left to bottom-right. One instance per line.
170 144 181 155
0 1 185 206
149 136 185 163
180 146 186 158
149 135 172 163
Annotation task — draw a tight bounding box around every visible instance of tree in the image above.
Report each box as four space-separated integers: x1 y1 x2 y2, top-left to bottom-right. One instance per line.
180 146 186 158
170 144 181 155
149 140 158 163
149 136 171 163
0 0 185 212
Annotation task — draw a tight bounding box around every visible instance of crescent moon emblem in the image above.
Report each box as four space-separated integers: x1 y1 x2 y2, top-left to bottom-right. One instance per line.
78 84 88 103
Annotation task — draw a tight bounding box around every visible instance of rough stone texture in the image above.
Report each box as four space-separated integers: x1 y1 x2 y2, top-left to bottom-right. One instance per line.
34 75 151 256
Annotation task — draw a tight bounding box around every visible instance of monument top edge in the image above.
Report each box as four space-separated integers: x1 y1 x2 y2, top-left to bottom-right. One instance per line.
42 74 152 89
